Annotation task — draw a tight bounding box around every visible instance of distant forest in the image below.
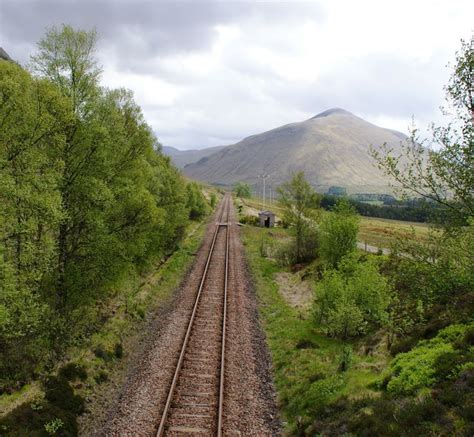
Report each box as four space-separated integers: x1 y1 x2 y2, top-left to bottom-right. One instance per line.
321 194 441 223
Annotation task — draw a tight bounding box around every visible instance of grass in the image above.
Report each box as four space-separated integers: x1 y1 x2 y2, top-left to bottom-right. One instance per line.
241 224 388 435
0 216 210 436
238 195 433 250
359 216 432 248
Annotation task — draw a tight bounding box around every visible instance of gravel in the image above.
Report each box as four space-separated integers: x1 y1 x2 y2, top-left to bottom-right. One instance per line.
96 196 280 436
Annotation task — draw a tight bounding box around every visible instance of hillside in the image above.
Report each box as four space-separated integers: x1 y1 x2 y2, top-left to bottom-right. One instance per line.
162 145 225 168
184 108 408 193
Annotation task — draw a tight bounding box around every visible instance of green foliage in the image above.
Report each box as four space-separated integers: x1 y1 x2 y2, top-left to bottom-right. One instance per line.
44 418 64 435
385 323 474 395
0 25 193 390
185 182 208 220
277 172 321 264
338 345 353 372
371 38 473 227
386 218 474 316
31 24 101 116
242 225 385 434
319 198 359 267
234 181 251 198
210 192 217 208
314 255 391 338
239 215 259 226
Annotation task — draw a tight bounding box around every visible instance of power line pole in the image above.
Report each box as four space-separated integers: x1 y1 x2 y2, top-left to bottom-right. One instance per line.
258 174 269 210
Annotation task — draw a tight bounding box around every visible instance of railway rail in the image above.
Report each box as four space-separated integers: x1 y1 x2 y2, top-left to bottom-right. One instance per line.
156 194 231 436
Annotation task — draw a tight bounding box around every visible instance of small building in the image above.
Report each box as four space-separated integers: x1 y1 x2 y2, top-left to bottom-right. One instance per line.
258 210 275 228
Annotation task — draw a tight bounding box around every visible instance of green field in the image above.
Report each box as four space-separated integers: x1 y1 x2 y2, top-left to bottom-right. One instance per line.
359 216 432 248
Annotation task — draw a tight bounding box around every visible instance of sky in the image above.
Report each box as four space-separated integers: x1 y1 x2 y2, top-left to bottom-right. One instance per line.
1 0 473 150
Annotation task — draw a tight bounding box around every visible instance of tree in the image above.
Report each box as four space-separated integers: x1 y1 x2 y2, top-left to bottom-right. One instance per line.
277 172 321 263
234 182 251 198
371 37 473 227
320 199 359 267
1 25 192 389
0 60 69 383
31 25 101 117
186 182 208 220
314 256 391 339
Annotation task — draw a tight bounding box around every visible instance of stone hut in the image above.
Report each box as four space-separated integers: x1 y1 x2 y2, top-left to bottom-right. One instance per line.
258 210 275 228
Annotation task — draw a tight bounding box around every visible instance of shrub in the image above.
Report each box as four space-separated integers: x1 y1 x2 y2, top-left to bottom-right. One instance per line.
44 418 64 435
275 230 318 266
385 323 474 395
186 182 208 220
339 345 353 372
93 346 114 361
210 192 217 208
94 370 109 384
234 182 251 198
239 215 259 226
319 199 359 267
314 256 391 338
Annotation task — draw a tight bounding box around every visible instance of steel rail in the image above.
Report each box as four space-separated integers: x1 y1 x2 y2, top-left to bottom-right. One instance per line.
156 194 230 437
217 195 230 437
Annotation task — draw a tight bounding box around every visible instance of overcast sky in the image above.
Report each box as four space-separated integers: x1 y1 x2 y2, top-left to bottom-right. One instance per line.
1 0 473 150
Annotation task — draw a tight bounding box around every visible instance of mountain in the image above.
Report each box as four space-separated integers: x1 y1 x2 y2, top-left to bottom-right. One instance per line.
0 47 13 61
162 145 225 169
183 108 408 194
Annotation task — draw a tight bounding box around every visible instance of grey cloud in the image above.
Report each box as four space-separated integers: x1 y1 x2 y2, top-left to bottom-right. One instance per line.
0 0 465 150
264 52 450 127
0 0 323 70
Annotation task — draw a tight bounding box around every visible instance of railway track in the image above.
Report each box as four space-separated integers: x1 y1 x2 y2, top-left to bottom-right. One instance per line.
156 194 232 436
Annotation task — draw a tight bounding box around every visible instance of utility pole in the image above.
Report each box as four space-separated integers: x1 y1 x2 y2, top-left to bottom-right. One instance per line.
258 174 269 210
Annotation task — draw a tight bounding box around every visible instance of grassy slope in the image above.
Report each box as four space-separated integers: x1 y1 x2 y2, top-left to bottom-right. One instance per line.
242 225 387 435
0 217 209 436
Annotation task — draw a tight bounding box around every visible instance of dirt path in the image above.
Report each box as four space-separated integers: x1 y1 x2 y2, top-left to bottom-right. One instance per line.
98 197 280 436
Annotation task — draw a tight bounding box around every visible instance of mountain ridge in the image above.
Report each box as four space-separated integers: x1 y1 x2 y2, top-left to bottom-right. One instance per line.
183 108 407 194
162 145 226 168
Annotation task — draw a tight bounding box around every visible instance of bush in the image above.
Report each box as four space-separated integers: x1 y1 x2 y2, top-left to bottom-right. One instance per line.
275 230 318 266
239 215 259 226
314 256 391 338
93 346 114 361
210 192 217 208
339 345 353 372
385 323 474 395
319 199 359 267
234 182 251 198
186 182 208 220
